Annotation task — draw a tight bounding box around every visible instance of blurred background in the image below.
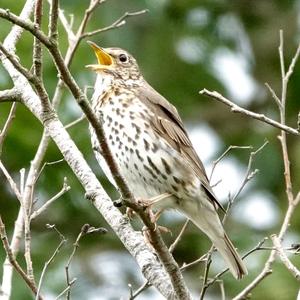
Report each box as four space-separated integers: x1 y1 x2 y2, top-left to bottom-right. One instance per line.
1 0 300 299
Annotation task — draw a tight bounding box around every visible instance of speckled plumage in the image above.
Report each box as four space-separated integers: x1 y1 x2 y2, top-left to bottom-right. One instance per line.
88 44 247 279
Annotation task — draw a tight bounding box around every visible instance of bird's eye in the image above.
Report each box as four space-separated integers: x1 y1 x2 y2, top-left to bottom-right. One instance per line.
119 53 128 63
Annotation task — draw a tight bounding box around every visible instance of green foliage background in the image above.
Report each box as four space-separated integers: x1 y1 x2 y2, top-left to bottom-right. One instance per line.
0 0 300 299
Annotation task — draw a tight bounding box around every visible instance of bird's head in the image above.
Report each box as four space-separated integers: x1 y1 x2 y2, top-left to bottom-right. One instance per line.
86 41 141 82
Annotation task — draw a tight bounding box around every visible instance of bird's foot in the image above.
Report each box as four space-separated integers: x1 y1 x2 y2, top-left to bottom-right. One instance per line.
126 207 136 219
137 192 172 208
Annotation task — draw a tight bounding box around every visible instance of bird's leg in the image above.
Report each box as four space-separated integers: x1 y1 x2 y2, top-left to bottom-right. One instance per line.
139 193 173 234
126 193 172 226
126 207 136 219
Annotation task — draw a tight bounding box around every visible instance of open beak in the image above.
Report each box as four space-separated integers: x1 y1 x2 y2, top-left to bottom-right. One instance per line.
86 41 113 71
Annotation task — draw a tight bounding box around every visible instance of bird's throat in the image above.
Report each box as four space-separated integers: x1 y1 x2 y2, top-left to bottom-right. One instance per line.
91 74 114 105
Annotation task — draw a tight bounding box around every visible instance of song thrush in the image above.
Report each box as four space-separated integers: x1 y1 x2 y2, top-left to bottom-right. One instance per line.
87 41 247 279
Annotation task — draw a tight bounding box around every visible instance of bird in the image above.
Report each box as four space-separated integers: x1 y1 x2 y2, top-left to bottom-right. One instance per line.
86 41 247 279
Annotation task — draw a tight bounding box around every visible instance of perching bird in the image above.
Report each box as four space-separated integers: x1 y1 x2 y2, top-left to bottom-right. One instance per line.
86 41 247 279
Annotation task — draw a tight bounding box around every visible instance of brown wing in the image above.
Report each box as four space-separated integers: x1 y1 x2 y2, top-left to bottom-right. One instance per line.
136 81 225 212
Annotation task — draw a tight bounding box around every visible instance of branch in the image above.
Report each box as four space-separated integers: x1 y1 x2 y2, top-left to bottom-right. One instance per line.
0 208 23 300
33 0 43 78
271 235 300 281
0 2 35 298
0 42 53 115
209 145 253 182
0 102 17 156
199 89 300 136
80 9 148 39
233 31 300 299
35 229 66 300
30 178 71 220
0 160 22 201
0 216 42 300
48 0 59 41
64 224 107 299
0 88 20 102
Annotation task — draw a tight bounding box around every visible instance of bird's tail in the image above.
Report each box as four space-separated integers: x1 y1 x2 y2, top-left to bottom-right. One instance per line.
212 232 248 279
180 204 247 279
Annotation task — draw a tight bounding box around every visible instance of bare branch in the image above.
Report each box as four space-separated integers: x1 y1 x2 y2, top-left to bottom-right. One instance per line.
0 216 42 300
0 89 20 103
271 235 300 281
209 237 269 288
199 247 213 300
180 254 207 272
81 9 148 39
30 178 71 221
0 43 53 114
0 208 23 300
265 82 282 109
0 9 51 47
35 229 66 300
199 89 300 136
234 31 300 299
65 224 95 299
209 145 253 182
48 0 59 41
278 30 294 203
232 141 268 202
0 102 17 156
33 0 43 78
129 281 150 300
54 279 76 300
169 219 189 253
64 114 85 129
0 160 22 201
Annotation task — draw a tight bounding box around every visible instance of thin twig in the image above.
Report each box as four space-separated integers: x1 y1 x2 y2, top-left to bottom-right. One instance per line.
209 145 253 182
169 219 189 253
81 9 148 39
180 253 207 272
0 208 23 300
0 160 22 201
199 247 213 300
233 31 300 300
209 237 268 287
0 102 17 156
199 89 300 136
64 114 85 129
0 216 42 300
54 279 76 300
129 281 150 300
30 178 71 220
65 224 104 300
196 140 267 299
265 83 282 109
231 141 268 203
35 229 66 300
35 158 64 182
271 235 300 281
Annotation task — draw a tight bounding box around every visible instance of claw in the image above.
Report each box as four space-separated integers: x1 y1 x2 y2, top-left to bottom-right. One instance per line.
126 207 136 219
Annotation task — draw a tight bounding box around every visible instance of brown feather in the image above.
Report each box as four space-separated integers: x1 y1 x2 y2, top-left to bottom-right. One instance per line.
136 81 225 212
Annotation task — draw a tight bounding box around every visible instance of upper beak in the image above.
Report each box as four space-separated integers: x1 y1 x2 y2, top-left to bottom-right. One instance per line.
86 41 113 71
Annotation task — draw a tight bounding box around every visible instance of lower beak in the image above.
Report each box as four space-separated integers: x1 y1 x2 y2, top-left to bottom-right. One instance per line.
86 41 113 70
